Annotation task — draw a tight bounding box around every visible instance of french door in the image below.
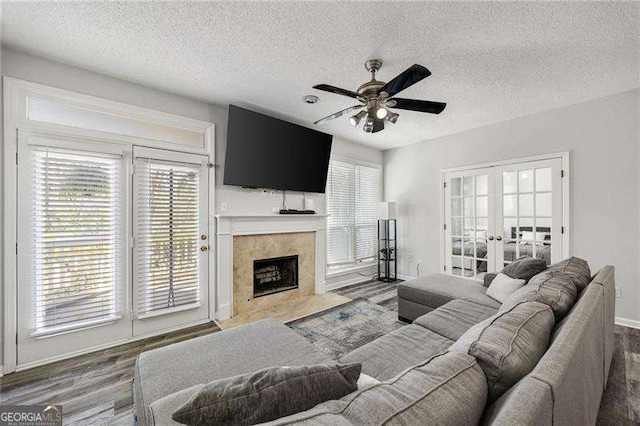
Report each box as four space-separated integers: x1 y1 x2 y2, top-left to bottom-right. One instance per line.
132 147 209 336
444 158 564 278
16 132 210 366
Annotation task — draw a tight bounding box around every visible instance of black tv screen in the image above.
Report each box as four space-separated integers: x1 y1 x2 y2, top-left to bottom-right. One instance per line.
224 105 333 193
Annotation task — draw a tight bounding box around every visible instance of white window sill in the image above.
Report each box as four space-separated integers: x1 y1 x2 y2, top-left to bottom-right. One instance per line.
326 262 376 279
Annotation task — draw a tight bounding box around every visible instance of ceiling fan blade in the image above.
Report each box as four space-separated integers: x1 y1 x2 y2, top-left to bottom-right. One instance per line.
389 98 446 114
378 64 431 97
314 104 364 125
372 118 384 133
313 84 360 99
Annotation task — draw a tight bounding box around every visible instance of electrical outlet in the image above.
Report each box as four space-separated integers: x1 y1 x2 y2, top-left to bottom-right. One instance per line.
270 189 276 196
220 201 229 212
615 286 621 298
407 255 414 262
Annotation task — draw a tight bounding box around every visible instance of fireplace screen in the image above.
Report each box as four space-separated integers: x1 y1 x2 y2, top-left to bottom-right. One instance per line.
253 255 299 298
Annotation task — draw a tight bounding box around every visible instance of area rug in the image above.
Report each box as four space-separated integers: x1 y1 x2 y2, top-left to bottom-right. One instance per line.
288 298 406 359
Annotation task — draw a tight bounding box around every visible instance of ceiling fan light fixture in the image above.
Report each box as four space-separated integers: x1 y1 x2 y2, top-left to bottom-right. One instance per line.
376 107 388 119
386 111 399 124
349 110 367 127
363 116 374 133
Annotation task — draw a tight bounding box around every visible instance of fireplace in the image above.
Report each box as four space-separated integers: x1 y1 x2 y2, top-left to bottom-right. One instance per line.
253 255 299 298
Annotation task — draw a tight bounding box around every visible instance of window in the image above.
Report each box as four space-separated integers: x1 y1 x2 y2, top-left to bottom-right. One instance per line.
327 160 381 268
29 146 123 335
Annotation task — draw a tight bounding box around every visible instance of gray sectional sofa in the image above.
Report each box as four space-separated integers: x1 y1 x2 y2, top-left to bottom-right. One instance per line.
134 259 615 425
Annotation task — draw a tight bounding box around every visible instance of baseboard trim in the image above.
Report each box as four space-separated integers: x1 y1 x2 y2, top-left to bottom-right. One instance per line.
397 274 417 281
325 276 374 291
615 317 640 330
12 318 212 373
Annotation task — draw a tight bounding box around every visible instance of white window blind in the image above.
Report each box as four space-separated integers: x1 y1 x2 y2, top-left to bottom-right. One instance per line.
31 147 123 334
327 160 381 267
135 159 202 317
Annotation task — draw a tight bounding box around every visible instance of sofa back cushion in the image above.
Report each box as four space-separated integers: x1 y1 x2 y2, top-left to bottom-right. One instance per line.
267 352 487 425
500 270 578 321
547 256 591 292
450 301 555 403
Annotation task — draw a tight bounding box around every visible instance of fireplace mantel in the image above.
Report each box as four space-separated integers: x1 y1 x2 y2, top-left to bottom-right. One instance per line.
215 214 327 320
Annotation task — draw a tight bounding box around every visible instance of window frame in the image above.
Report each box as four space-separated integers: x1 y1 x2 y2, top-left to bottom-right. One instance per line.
326 155 382 273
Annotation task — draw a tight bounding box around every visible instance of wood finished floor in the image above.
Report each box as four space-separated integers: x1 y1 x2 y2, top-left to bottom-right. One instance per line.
1 279 638 425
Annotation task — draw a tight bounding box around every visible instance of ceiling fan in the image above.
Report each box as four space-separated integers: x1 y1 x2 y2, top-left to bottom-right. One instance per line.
312 59 446 133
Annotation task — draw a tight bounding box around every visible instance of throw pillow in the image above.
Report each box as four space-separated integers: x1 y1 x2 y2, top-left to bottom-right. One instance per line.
172 363 361 425
500 270 578 321
483 256 547 286
548 256 591 292
356 373 380 389
449 301 555 403
486 273 526 303
502 256 548 281
483 273 498 288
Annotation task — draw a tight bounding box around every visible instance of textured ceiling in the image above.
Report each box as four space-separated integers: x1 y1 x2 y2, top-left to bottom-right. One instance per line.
2 2 639 150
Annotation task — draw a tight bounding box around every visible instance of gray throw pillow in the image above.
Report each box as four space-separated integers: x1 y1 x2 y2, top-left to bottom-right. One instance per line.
172 363 361 425
449 301 555 403
502 256 548 281
484 256 547 286
483 273 498 288
500 270 578 321
548 256 591 292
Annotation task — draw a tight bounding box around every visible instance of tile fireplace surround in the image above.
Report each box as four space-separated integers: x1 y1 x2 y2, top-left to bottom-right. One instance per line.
215 214 328 320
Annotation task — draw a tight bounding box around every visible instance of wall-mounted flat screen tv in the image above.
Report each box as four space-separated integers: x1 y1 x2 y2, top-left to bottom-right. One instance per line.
223 105 333 193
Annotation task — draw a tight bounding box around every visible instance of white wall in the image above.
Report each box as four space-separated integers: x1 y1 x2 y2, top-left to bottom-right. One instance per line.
384 89 640 324
212 98 382 215
0 48 382 369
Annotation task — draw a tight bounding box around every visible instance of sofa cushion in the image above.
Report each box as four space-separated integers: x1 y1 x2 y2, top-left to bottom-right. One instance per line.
134 318 333 425
548 256 591 292
486 273 526 303
339 324 453 381
267 352 487 426
413 299 498 341
500 270 578 321
450 301 555 403
398 274 501 311
483 256 547 286
172 364 361 425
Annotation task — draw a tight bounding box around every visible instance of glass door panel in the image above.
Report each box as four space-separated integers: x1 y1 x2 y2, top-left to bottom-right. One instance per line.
495 159 563 267
445 168 494 278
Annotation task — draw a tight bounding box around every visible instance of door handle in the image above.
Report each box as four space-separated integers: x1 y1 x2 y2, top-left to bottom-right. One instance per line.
488 235 494 241
496 235 503 241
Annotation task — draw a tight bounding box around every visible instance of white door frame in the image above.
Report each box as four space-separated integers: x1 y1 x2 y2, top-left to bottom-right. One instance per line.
439 152 571 275
3 77 215 374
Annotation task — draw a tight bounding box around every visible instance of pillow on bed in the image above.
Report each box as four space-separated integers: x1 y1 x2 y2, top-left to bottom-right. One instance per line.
520 231 548 245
